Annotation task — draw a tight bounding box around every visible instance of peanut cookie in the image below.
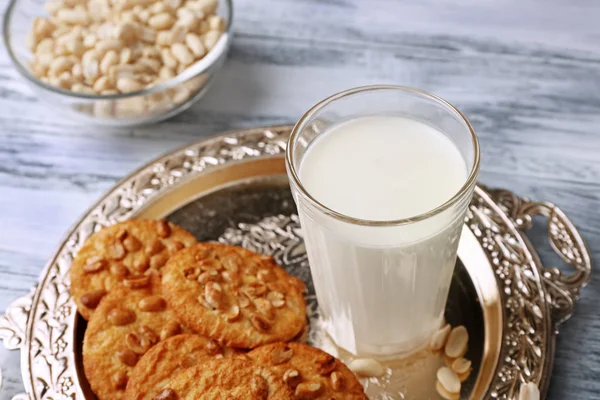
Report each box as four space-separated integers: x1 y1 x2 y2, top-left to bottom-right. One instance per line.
248 342 367 400
162 243 306 349
155 357 294 400
83 272 189 400
126 334 238 400
70 219 197 319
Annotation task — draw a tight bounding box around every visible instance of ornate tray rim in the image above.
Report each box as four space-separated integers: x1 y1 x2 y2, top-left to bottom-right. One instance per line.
0 125 591 400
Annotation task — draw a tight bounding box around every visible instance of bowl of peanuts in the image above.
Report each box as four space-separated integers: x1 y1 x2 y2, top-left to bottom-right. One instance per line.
3 0 232 126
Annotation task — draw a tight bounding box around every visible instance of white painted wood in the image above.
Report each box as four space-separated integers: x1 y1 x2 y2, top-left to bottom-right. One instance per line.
0 0 598 398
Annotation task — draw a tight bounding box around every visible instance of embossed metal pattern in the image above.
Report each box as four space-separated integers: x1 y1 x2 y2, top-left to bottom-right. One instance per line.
488 189 592 326
0 126 591 400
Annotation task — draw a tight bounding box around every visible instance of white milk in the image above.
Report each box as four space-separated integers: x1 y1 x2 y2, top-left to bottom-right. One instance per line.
297 116 468 356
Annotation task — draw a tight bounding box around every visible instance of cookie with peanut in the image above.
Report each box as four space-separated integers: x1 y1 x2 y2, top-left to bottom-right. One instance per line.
70 219 197 319
248 342 367 400
82 272 190 400
125 334 237 400
161 243 307 349
155 357 294 400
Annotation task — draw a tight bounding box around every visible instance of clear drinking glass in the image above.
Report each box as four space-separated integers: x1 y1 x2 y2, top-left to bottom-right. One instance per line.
286 85 480 356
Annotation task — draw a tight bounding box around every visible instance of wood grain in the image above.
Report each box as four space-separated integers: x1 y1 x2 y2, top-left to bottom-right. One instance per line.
0 0 598 398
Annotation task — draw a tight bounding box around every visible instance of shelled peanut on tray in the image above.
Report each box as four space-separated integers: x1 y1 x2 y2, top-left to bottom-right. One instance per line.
27 0 225 94
430 324 472 400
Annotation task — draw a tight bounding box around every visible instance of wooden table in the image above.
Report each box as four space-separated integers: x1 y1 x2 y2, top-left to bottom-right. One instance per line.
0 0 598 398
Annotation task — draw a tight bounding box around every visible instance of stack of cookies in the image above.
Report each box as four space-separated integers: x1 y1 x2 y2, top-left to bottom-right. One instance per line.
71 218 367 400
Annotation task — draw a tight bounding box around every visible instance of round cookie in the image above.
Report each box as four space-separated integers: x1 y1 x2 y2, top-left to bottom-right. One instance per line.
126 334 238 400
155 357 294 399
162 243 306 349
71 219 197 319
83 272 190 400
248 342 367 400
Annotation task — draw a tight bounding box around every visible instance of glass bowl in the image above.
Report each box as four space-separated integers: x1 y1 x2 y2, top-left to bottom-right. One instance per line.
3 0 233 126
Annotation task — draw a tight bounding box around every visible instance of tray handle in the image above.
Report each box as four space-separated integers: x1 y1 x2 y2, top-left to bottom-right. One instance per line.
0 286 35 351
0 286 36 400
489 189 592 325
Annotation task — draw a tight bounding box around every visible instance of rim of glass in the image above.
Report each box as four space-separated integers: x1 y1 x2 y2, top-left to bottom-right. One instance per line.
2 0 233 100
286 84 481 227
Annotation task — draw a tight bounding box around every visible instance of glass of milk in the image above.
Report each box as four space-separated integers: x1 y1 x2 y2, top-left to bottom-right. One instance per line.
286 85 480 357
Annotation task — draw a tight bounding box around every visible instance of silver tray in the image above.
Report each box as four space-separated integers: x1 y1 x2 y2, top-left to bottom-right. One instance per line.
0 126 591 400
